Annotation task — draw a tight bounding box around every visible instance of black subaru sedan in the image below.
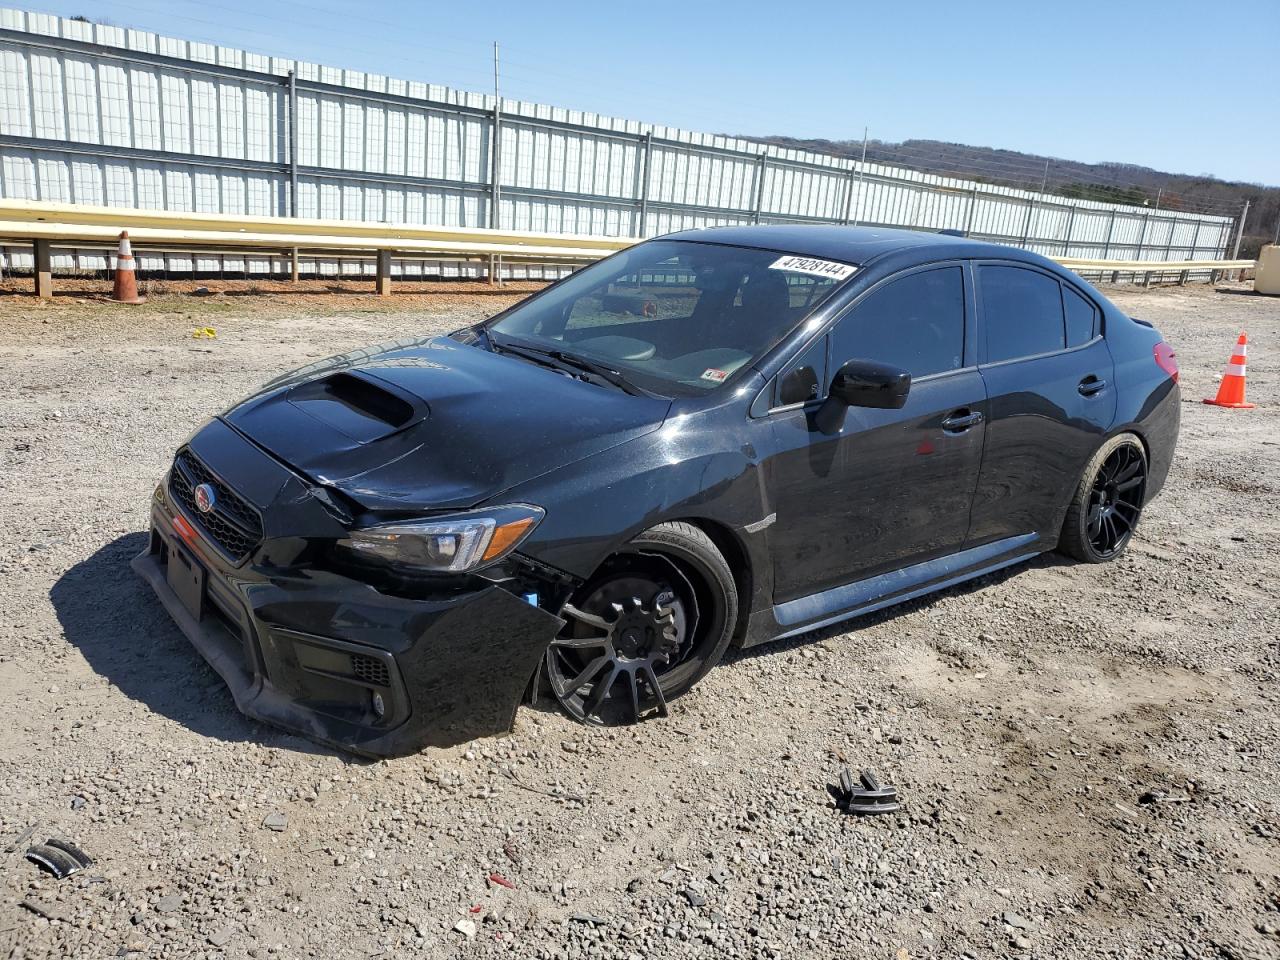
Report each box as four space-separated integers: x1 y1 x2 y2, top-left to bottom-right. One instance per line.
134 226 1180 755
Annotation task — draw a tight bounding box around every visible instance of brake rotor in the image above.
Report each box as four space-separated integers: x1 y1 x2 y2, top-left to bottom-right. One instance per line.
544 553 698 725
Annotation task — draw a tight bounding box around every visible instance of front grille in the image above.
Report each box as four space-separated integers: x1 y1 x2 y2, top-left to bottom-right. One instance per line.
350 653 391 687
169 450 264 562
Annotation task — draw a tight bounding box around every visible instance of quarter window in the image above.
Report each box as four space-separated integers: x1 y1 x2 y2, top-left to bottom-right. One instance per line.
831 266 965 378
777 334 828 405
979 265 1066 363
1063 285 1099 346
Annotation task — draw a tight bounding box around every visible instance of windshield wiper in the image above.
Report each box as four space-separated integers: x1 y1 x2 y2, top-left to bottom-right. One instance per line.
492 337 650 397
543 350 650 396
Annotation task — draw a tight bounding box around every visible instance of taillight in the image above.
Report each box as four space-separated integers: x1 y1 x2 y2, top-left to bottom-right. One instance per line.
1154 341 1179 383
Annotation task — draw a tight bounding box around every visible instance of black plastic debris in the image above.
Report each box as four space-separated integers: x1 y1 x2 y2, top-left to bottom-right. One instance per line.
1138 789 1191 806
26 838 93 879
834 768 900 816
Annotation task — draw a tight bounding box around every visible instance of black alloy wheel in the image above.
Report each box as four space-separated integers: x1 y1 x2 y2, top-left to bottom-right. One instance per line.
1059 433 1148 563
1087 442 1147 557
544 522 736 726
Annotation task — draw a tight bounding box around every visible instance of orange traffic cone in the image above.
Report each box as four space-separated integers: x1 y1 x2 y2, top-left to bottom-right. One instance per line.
110 230 144 304
1203 332 1254 409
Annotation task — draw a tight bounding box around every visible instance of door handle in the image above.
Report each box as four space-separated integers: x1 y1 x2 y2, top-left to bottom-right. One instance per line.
941 409 983 432
1078 376 1107 397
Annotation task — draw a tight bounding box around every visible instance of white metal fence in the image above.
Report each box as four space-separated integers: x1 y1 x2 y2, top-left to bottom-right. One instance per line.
0 6 1236 279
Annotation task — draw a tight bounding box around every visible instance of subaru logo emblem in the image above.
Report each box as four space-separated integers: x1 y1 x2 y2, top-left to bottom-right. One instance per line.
193 483 217 514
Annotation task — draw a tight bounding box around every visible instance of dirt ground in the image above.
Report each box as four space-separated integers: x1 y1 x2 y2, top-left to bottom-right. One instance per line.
0 277 1277 960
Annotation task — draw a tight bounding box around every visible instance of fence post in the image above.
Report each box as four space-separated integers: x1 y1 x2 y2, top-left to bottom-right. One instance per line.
33 239 52 299
1019 195 1035 249
963 185 977 237
1102 209 1116 259
852 165 870 227
636 132 653 238
1188 220 1201 262
287 71 299 220
1063 203 1077 257
376 249 393 296
840 166 856 225
1163 217 1177 261
1135 210 1150 262
489 98 502 230
1230 200 1249 279
850 128 869 227
909 186 925 230
751 153 768 224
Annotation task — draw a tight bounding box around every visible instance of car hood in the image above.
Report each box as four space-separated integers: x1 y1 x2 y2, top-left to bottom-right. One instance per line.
222 336 670 512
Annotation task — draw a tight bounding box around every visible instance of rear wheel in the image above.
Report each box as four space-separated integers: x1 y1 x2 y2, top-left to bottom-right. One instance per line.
1058 433 1148 563
545 522 737 725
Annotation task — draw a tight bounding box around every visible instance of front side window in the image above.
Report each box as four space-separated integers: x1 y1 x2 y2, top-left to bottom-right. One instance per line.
830 266 965 378
979 265 1066 363
488 240 852 396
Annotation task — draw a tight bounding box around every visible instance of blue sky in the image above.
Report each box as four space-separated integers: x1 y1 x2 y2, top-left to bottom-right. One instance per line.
28 0 1280 185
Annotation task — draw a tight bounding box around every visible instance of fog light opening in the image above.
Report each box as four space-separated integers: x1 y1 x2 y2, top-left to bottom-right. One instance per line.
371 691 386 719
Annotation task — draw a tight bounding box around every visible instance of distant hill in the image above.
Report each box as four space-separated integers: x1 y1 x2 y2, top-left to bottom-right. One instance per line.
750 136 1278 257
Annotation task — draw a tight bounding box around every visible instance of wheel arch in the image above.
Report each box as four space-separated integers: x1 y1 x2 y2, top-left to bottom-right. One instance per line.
1105 423 1162 507
1048 426 1151 549
667 516 754 647
1108 422 1151 460
564 513 754 645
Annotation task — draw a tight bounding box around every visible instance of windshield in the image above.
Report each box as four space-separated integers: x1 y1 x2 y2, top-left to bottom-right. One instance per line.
486 240 854 396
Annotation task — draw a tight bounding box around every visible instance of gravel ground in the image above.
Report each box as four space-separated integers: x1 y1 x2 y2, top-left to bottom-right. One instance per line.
1 279 1277 960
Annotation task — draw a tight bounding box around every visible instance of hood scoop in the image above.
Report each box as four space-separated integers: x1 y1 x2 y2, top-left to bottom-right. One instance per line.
285 372 424 444
224 337 670 511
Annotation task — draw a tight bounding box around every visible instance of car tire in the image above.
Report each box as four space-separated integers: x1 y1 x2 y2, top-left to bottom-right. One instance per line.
545 521 738 724
1058 432 1149 563
632 521 738 695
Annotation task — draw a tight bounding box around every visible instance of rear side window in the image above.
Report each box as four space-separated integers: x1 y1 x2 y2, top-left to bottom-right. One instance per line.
832 266 965 377
979 265 1065 363
1063 286 1099 346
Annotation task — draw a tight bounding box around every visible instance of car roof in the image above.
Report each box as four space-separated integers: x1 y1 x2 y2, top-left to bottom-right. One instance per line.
661 223 1041 269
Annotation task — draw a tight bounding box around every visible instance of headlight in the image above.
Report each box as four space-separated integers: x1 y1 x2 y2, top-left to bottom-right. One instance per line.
336 504 544 574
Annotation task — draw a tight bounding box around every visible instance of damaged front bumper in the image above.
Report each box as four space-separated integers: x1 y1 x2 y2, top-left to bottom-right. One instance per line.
132 420 565 757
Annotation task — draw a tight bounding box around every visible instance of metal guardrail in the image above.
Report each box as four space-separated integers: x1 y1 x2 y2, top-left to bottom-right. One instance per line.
1058 257 1256 288
1058 258 1255 271
0 199 634 296
0 200 1253 299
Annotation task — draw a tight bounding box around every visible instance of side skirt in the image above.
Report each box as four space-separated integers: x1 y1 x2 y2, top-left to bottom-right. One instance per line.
755 533 1042 644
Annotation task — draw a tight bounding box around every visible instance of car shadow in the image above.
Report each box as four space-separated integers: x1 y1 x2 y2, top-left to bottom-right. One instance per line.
49 532 340 757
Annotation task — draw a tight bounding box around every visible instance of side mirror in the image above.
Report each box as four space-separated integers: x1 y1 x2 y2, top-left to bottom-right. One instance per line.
829 359 911 409
813 359 911 433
